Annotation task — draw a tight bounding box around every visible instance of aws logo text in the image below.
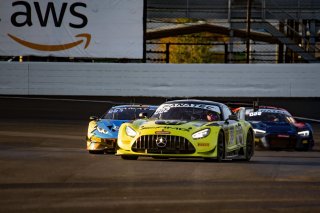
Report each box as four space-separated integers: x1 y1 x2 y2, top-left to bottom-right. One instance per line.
8 1 91 51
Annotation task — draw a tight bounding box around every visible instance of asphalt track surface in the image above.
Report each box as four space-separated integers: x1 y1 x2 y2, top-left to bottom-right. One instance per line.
1 96 320 212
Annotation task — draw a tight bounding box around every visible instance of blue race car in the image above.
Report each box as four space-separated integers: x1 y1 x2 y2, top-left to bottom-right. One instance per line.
86 105 158 154
236 106 314 151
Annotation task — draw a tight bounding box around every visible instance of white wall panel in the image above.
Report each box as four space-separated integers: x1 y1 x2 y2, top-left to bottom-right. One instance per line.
0 62 319 97
0 63 29 95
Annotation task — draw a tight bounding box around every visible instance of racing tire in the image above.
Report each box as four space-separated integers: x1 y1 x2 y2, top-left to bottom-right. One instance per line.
216 131 225 162
104 148 116 154
89 150 104 154
244 130 254 161
300 138 314 151
121 155 138 160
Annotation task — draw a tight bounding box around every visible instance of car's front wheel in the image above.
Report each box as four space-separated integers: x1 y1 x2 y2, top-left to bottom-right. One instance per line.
244 130 254 161
217 131 225 162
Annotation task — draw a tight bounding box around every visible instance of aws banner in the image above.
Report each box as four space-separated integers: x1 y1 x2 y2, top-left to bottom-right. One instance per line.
0 0 143 58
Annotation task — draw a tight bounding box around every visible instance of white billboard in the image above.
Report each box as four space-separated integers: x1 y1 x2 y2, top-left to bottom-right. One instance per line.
0 0 144 58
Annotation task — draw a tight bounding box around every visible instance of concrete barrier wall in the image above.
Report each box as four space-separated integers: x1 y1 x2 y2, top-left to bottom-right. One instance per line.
0 62 319 97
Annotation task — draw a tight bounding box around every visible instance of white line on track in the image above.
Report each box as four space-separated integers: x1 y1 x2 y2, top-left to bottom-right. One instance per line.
0 131 83 140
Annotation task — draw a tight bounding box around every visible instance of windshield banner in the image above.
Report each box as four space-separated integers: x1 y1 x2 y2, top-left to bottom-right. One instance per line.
154 103 221 115
0 0 143 58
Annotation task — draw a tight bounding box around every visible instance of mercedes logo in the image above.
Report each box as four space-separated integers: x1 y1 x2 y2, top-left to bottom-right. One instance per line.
155 137 167 148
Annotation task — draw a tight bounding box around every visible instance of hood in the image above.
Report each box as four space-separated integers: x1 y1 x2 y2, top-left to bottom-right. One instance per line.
98 119 129 132
135 119 209 132
250 121 296 134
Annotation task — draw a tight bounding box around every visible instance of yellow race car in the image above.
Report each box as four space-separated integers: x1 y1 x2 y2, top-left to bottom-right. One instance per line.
117 99 254 161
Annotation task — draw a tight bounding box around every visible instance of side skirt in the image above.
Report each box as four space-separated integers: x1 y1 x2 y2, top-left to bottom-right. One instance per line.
225 147 246 160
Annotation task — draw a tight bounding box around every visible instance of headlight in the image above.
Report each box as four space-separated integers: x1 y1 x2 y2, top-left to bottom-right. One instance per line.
298 130 309 137
112 126 120 131
97 126 108 134
192 129 210 139
125 126 137 137
253 129 266 134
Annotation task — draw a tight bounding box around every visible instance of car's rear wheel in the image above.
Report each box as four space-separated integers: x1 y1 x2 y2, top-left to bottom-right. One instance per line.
245 130 254 161
121 155 138 160
217 131 225 162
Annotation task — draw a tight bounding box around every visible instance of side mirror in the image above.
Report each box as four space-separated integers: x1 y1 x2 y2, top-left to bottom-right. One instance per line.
89 116 98 120
139 112 148 119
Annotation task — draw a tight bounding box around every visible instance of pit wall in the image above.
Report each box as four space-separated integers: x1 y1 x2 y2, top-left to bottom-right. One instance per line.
0 62 319 97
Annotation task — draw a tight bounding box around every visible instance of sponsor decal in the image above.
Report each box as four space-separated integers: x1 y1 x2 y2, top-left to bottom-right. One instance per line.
154 103 221 115
0 0 144 58
155 131 171 135
198 143 209 147
277 134 290 138
7 1 90 51
8 33 91 51
246 109 289 116
141 126 191 132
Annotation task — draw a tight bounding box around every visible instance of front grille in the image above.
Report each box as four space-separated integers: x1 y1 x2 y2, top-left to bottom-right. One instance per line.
101 138 116 148
268 135 297 149
132 135 195 154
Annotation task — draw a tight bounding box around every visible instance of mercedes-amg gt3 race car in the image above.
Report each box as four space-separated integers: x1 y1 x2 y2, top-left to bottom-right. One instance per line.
236 106 314 151
117 100 254 161
86 105 157 154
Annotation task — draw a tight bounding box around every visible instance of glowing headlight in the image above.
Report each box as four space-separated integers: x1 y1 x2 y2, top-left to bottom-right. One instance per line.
125 126 137 137
298 130 309 137
112 126 120 131
97 127 108 134
192 129 210 139
253 129 266 134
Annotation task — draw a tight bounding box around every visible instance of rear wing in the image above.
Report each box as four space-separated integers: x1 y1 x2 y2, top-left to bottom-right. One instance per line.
227 101 259 120
227 100 258 111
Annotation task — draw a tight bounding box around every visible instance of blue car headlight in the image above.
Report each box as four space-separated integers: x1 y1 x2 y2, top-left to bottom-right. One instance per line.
253 129 266 134
192 129 210 139
97 126 109 134
112 126 120 131
298 130 309 137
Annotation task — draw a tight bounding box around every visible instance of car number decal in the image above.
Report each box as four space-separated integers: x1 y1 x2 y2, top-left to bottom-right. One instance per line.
229 127 235 146
236 124 244 145
228 124 243 146
248 112 262 117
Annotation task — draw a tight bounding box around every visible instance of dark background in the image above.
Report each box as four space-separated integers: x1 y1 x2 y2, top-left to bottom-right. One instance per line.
1 96 319 121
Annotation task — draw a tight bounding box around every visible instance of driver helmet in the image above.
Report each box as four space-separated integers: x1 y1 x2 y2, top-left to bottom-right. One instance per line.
207 112 219 121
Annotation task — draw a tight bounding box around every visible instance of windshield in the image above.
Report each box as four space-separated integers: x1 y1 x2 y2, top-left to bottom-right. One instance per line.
103 107 155 120
246 111 287 122
151 103 221 121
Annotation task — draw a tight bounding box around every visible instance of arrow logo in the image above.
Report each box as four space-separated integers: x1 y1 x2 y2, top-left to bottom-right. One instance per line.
7 33 91 51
